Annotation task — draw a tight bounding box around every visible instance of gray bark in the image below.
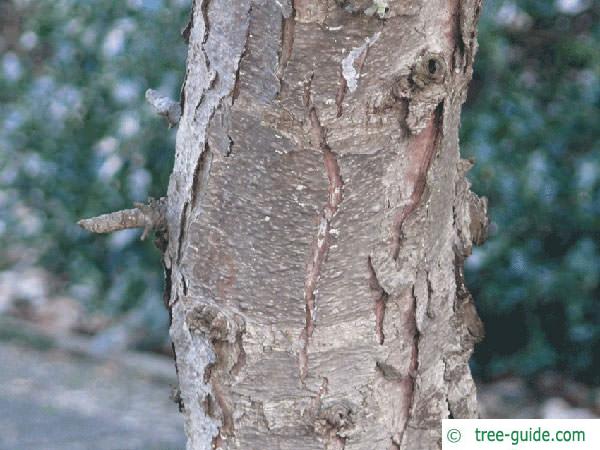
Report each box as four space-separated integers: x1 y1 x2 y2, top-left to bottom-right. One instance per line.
163 1 487 449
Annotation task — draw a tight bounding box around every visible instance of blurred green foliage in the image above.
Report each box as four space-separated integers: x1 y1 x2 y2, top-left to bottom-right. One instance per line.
462 0 599 383
0 0 189 347
1 0 598 381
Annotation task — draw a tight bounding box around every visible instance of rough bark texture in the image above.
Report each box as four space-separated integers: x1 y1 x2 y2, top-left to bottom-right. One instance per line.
163 1 487 449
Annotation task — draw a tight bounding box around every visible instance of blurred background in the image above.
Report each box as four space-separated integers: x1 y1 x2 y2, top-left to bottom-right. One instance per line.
0 0 598 448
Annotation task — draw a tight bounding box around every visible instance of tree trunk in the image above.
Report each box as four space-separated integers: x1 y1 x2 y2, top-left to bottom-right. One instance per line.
163 1 488 449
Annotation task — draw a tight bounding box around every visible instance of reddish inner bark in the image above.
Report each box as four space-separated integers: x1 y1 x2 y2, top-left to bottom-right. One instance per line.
391 105 442 260
299 80 344 380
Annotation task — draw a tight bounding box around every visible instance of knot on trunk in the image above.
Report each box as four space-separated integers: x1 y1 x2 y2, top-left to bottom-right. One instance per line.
412 51 448 88
187 303 245 344
315 400 355 448
390 50 449 134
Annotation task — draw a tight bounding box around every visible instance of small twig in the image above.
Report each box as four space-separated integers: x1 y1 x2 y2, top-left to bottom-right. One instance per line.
78 197 167 240
145 89 181 127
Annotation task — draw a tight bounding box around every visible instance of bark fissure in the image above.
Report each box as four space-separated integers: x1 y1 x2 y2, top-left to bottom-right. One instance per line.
299 75 345 380
163 267 173 310
187 304 247 447
200 0 210 43
276 14 295 81
335 71 347 118
164 2 255 448
181 0 194 44
230 332 247 376
453 250 485 341
391 101 444 260
425 269 435 319
190 144 211 208
211 376 234 436
172 0 250 261
232 10 252 105
453 0 466 69
177 141 211 265
398 287 420 447
367 256 388 344
176 202 189 264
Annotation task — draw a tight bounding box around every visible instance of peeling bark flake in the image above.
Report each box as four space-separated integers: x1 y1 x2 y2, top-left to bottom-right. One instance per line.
341 31 381 94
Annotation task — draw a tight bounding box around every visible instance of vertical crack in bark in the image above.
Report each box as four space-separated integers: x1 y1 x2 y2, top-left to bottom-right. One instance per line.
231 45 247 104
173 0 249 264
182 274 188 296
299 75 344 380
190 143 210 208
453 250 469 307
453 249 485 341
200 0 210 43
367 256 388 344
167 2 253 448
211 374 233 441
207 332 247 440
164 266 173 315
230 334 247 376
277 14 295 82
391 101 444 261
192 312 247 448
335 71 347 118
456 0 483 73
425 269 435 319
453 0 465 71
178 144 212 265
398 286 420 447
232 67 242 103
174 0 256 265
232 8 252 105
173 0 212 267
176 202 189 264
